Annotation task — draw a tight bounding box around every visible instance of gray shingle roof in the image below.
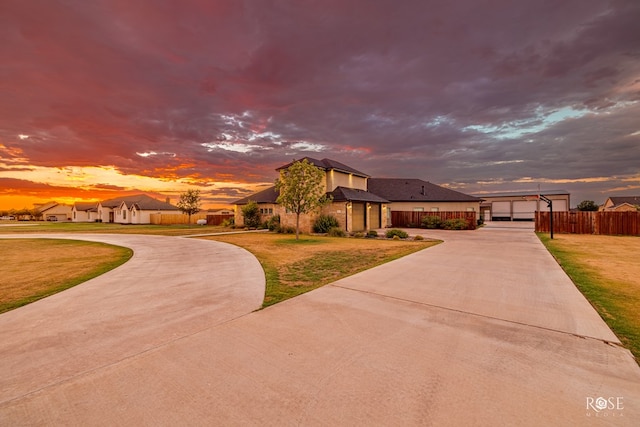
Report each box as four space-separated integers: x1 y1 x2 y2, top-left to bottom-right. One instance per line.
233 186 279 205
474 189 570 198
368 178 480 202
276 157 369 178
609 196 640 207
74 202 98 212
100 194 178 211
328 187 389 203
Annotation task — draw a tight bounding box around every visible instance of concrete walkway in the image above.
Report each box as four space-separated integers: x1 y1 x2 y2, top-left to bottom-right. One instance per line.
1 229 639 425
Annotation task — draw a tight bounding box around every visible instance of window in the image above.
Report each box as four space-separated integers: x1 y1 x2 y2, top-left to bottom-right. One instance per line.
413 207 424 212
466 207 475 212
430 207 439 212
122 210 127 220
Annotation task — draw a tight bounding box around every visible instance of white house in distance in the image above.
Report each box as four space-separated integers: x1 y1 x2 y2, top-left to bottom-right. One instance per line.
35 201 72 221
72 194 179 224
474 190 571 221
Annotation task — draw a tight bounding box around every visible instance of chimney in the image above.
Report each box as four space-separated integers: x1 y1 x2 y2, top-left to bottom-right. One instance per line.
166 197 170 204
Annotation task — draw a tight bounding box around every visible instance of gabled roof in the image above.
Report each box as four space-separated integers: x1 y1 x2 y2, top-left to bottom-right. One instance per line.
100 194 178 211
234 186 279 205
276 157 369 178
368 178 480 202
73 202 98 212
328 186 389 203
607 196 640 207
36 202 60 213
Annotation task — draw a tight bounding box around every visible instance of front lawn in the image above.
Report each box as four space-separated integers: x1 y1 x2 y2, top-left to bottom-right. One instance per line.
538 233 640 362
0 222 234 236
0 239 132 313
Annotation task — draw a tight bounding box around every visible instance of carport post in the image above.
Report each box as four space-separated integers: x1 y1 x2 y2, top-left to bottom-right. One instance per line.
539 194 553 239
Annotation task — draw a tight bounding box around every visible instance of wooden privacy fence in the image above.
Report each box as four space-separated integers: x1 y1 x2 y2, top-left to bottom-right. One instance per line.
535 211 640 236
150 213 234 225
391 211 477 230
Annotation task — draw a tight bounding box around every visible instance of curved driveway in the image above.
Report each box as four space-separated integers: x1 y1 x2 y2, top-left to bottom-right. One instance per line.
0 234 264 405
1 227 639 425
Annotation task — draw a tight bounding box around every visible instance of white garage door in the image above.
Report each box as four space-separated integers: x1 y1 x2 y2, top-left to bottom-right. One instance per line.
539 199 568 212
492 201 511 219
512 200 537 220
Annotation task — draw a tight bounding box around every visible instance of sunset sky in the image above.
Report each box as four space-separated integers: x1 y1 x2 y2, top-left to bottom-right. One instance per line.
1 0 639 210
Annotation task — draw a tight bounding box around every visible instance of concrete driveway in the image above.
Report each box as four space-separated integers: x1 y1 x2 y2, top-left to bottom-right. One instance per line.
1 228 639 425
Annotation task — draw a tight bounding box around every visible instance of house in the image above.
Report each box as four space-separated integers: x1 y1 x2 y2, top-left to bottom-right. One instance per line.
234 158 480 232
601 196 640 212
234 158 389 232
473 190 570 221
73 194 179 224
367 179 481 226
72 202 99 222
35 202 72 222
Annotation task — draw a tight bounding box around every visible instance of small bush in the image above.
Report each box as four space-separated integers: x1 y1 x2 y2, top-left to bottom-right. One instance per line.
421 216 442 229
352 232 364 238
393 235 400 240
277 225 296 234
221 218 235 228
266 214 281 231
367 230 378 238
386 229 409 239
327 227 346 237
313 214 340 233
414 235 424 241
442 218 469 230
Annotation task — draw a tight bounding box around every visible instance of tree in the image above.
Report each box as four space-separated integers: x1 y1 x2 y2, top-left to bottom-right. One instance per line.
576 200 599 211
177 189 201 224
275 158 331 239
241 200 262 228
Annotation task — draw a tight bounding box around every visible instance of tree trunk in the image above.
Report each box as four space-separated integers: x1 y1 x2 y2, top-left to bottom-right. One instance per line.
295 213 300 240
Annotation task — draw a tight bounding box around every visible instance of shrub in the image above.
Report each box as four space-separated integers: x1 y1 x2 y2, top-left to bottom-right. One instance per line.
352 232 364 238
393 235 400 240
221 218 235 228
327 227 346 237
277 225 296 234
313 214 340 233
241 201 261 228
367 230 378 238
386 229 409 239
442 218 469 230
414 235 424 241
266 214 281 231
421 216 442 229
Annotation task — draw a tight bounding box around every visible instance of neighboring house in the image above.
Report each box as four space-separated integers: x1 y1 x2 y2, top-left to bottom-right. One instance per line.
601 196 640 212
234 158 480 232
473 190 570 221
36 202 72 221
73 194 179 224
72 202 99 222
367 179 481 226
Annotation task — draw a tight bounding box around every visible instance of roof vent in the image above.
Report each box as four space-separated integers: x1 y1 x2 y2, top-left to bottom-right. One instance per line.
421 185 425 196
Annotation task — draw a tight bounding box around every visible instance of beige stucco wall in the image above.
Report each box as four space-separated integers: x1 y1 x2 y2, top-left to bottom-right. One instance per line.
326 170 367 192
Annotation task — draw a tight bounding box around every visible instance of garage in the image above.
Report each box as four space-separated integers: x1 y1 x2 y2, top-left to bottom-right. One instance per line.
512 200 537 221
491 201 511 221
539 199 568 212
369 204 381 229
351 203 366 231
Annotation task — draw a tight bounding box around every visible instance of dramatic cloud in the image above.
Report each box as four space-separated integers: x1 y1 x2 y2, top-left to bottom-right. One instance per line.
1 0 639 208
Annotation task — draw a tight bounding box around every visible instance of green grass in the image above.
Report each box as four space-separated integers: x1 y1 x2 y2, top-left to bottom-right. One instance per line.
538 233 640 362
